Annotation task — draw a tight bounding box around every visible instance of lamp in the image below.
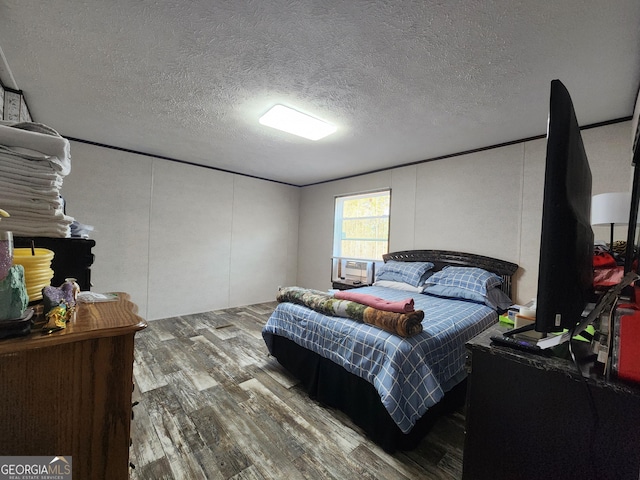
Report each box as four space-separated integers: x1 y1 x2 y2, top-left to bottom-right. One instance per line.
591 192 632 249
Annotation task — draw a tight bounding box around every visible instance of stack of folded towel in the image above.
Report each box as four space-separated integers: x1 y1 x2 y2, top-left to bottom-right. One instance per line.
0 122 74 237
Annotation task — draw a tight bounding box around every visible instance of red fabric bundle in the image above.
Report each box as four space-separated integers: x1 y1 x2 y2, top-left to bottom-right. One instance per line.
593 251 617 269
334 290 415 313
593 249 623 288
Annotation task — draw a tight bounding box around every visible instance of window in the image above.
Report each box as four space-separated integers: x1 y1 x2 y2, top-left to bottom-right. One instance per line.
333 190 390 260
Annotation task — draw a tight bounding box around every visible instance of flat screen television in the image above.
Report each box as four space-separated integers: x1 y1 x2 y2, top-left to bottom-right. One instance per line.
625 84 640 273
631 84 640 166
510 80 594 336
535 80 594 333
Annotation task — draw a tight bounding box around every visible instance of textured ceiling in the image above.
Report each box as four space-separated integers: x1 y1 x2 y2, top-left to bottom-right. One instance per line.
0 0 639 186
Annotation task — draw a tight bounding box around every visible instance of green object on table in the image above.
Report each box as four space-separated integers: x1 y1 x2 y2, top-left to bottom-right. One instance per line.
499 314 514 325
572 324 595 342
0 265 28 321
498 316 595 343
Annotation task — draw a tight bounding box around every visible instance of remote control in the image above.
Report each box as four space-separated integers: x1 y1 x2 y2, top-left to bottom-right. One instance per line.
490 335 548 355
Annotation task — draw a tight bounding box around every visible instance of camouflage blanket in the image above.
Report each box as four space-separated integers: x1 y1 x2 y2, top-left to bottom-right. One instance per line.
276 286 424 337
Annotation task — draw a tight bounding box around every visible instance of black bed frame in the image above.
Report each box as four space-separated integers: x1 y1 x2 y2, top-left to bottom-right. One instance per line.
269 250 518 452
383 249 518 298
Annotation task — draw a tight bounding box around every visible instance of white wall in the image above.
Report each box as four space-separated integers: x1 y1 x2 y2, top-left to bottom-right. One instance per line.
297 121 634 305
61 141 299 320
55 121 635 318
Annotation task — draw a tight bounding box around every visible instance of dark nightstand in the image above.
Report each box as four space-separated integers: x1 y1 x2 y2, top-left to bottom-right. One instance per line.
331 280 371 290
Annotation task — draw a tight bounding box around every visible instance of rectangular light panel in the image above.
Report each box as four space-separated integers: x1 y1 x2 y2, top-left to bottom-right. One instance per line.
259 104 336 141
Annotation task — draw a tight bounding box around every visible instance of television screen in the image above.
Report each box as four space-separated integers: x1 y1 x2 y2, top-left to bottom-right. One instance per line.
632 84 640 165
534 80 594 333
626 86 640 273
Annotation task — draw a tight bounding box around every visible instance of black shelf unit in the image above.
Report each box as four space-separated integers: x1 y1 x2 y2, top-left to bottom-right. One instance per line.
14 237 95 291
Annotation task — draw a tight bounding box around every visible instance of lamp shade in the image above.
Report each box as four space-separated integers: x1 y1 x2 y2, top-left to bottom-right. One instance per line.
591 192 632 226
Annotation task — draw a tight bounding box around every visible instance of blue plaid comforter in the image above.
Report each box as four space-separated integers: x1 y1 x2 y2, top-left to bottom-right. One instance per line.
262 285 497 433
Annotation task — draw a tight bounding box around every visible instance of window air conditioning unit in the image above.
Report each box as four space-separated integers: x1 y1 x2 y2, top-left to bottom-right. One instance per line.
331 257 375 286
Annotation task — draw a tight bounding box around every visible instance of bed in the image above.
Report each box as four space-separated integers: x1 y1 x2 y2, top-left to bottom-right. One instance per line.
262 250 518 452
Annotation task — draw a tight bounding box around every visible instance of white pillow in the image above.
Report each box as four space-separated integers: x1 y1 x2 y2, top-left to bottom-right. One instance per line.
373 280 425 292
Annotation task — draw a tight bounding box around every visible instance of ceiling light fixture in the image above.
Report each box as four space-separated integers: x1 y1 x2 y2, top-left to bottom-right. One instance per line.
259 104 336 141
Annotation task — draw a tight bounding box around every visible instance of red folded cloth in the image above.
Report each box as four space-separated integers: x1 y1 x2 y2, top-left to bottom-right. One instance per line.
593 265 624 288
334 290 415 313
593 251 617 269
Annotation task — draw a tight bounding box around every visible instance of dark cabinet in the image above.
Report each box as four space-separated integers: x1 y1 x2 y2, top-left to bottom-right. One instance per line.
14 237 95 290
463 324 640 480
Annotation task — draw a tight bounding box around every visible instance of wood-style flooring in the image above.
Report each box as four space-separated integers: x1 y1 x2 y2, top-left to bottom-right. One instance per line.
129 302 465 479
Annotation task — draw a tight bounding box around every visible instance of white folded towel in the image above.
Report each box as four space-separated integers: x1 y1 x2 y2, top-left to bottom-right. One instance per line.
0 193 64 213
0 178 60 198
0 184 63 200
0 163 62 181
2 222 71 238
1 210 74 237
2 211 73 224
0 149 68 176
0 169 63 188
0 123 70 175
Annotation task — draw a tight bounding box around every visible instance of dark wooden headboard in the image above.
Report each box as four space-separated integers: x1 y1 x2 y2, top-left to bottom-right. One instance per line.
382 250 519 298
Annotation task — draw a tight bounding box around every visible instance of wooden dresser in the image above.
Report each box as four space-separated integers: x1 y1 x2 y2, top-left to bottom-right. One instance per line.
0 292 147 480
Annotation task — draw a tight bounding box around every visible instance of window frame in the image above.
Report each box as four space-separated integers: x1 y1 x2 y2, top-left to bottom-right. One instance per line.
332 189 391 261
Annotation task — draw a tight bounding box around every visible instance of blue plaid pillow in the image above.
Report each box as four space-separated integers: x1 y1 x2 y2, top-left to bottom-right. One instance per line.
375 261 434 287
425 266 502 296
